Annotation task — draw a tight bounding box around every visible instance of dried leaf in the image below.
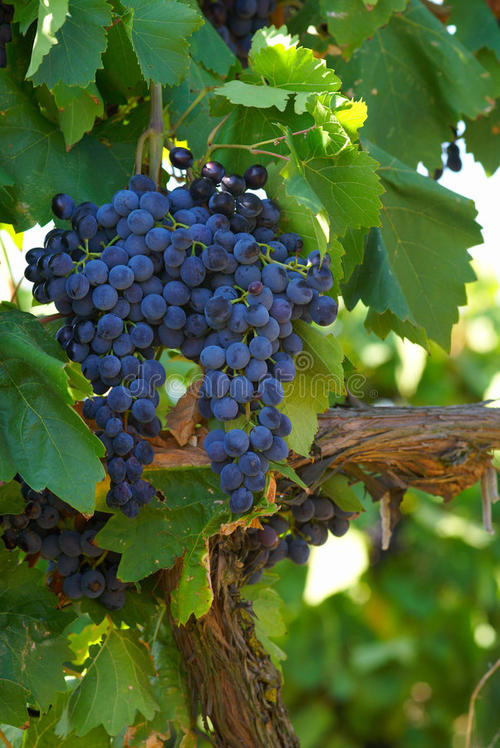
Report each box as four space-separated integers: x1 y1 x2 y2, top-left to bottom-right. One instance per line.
166 378 202 446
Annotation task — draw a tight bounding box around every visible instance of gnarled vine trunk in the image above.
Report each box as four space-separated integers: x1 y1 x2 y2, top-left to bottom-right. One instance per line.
163 531 299 747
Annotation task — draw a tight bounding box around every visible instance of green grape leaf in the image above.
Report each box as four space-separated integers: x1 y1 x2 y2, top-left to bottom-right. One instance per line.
266 163 330 258
448 0 500 57
0 306 68 398
57 627 159 737
96 468 229 584
170 531 215 624
166 60 222 157
340 227 366 282
295 319 344 383
243 585 287 666
210 97 309 174
0 681 29 727
0 67 144 229
364 308 430 349
334 97 368 141
344 143 481 349
190 17 237 77
285 133 384 237
0 309 105 511
53 83 104 148
13 0 39 33
0 481 25 514
464 105 500 176
30 0 112 88
281 322 343 456
147 612 193 737
321 0 408 58
123 0 203 86
267 461 307 490
0 553 74 716
214 80 290 111
249 26 341 112
26 0 69 78
320 472 364 512
65 362 94 401
335 0 496 168
96 14 147 105
24 692 111 746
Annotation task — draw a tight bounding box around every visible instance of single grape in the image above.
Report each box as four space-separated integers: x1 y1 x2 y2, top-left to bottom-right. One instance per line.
309 296 338 326
63 573 83 599
257 524 277 548
36 505 60 529
113 432 135 456
236 192 263 218
59 530 82 557
221 174 246 195
200 345 226 370
287 536 310 564
230 374 254 403
249 425 273 451
211 396 239 421
234 235 260 264
107 386 132 412
129 254 154 282
202 161 226 183
169 146 193 169
226 342 251 370
292 499 315 523
132 398 156 423
52 193 75 219
205 296 232 328
180 256 206 287
92 284 118 311
41 534 61 560
249 335 272 361
244 164 268 189
65 273 90 300
224 429 250 457
141 293 167 322
140 191 169 220
230 487 254 513
81 569 106 598
108 457 127 483
328 516 350 537
113 189 139 216
130 322 154 348
80 529 104 557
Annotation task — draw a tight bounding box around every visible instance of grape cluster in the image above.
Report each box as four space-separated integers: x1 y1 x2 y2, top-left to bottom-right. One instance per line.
0 478 129 609
166 152 337 514
246 493 358 583
202 0 276 63
25 149 337 525
0 2 12 68
24 175 175 517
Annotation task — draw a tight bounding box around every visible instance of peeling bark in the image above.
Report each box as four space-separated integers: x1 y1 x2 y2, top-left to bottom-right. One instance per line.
163 532 299 748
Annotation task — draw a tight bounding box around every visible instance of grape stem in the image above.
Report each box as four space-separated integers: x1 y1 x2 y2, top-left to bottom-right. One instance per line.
135 127 154 176
37 313 65 325
206 119 317 162
148 82 165 188
0 233 20 309
252 125 317 148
